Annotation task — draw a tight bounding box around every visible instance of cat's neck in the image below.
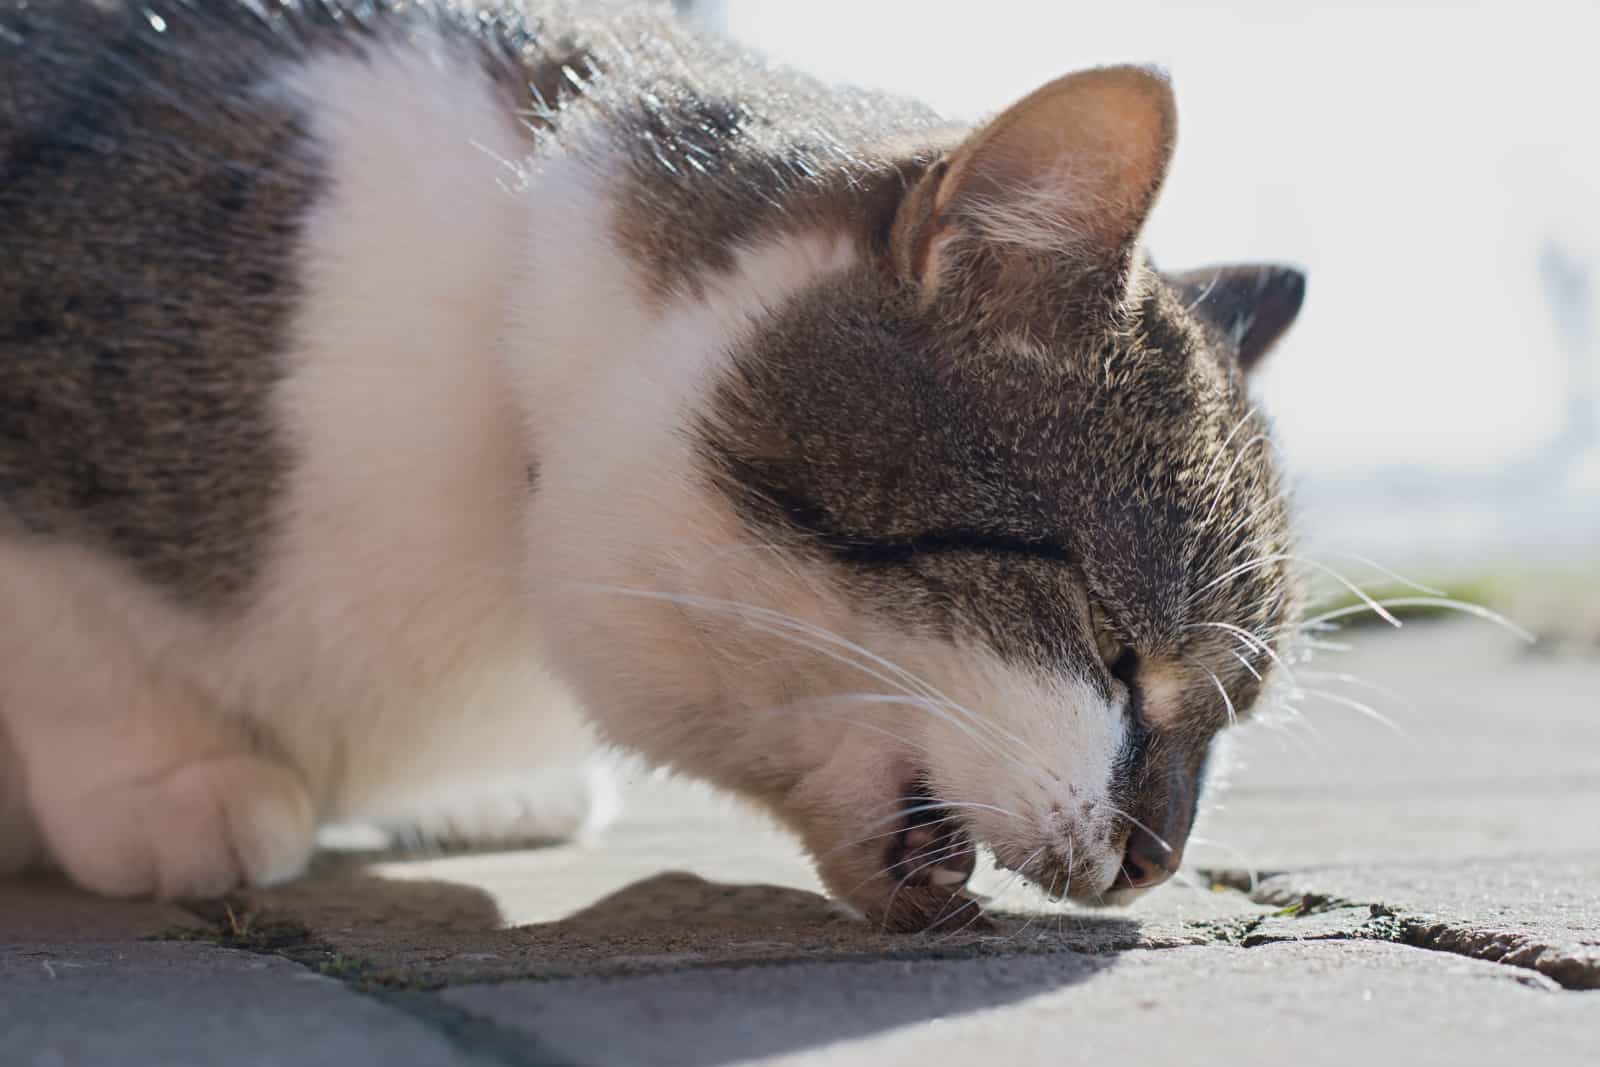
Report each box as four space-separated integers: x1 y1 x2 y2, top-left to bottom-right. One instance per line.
505 139 860 480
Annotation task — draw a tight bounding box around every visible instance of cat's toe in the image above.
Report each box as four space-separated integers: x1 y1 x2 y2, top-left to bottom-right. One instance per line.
43 756 316 901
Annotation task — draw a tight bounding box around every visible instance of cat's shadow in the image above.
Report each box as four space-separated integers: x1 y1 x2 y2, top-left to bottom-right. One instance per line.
210 854 1141 1065
5 856 1139 1064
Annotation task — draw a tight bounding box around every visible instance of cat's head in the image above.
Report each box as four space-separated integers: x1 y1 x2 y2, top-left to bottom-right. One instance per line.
534 66 1305 930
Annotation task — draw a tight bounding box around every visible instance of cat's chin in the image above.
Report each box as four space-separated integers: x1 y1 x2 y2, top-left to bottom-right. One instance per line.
845 776 988 933
884 778 978 890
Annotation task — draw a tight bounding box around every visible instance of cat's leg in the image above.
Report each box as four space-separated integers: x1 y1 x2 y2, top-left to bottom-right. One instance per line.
0 550 317 899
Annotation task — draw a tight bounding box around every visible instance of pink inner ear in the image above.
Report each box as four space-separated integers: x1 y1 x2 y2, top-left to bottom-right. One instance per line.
934 65 1178 256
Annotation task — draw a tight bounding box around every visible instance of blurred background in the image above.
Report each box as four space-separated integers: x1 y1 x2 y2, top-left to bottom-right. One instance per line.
678 0 1600 646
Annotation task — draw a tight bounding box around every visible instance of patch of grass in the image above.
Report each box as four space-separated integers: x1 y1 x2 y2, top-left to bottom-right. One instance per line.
1304 575 1508 631
317 953 364 979
1303 562 1600 641
143 897 310 952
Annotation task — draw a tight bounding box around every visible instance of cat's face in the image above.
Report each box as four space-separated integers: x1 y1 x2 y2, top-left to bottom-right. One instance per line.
694 252 1301 928
544 67 1305 931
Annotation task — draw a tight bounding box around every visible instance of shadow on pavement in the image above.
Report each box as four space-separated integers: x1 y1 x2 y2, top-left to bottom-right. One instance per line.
3 852 1145 1064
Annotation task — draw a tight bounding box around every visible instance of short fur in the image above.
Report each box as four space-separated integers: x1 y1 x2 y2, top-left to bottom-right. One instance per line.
0 1 1304 929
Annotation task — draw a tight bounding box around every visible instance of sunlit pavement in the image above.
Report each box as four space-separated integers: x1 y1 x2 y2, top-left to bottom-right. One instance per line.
5 621 1597 1066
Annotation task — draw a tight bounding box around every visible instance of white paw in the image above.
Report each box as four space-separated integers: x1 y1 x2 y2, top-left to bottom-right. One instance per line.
48 756 316 900
379 761 618 851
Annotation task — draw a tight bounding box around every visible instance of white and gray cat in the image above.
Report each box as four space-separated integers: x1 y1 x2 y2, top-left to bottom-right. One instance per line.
0 0 1305 931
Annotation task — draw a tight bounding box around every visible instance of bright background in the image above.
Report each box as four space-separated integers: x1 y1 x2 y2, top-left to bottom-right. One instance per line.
684 1 1600 578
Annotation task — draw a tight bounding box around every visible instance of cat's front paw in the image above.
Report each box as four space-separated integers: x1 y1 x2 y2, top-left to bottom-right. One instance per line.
45 756 316 900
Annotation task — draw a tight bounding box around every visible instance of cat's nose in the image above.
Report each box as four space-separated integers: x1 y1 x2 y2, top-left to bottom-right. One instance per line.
1114 826 1180 891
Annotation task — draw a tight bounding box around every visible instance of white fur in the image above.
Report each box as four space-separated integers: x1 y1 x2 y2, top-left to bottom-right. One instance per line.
503 134 1134 911
0 30 1136 916
0 32 593 894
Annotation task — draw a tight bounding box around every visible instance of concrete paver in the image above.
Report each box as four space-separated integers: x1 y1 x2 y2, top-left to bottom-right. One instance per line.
1190 621 1600 868
3 940 497 1067
3 621 1596 1065
444 941 1598 1067
1236 856 1600 989
1 881 491 1067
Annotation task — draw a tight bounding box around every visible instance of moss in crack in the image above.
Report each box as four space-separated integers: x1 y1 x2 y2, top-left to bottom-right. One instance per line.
1360 904 1408 943
139 896 429 991
1187 894 1392 950
184 897 319 953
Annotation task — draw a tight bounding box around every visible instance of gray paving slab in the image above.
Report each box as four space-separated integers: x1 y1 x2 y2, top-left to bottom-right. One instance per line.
216 856 1272 986
442 940 1599 1067
2 941 497 1067
207 621 1598 990
3 620 1595 1067
1232 855 1600 989
1 880 491 1067
1191 621 1600 868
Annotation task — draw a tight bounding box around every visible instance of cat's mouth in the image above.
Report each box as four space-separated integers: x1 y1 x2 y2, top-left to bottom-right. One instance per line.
884 779 977 891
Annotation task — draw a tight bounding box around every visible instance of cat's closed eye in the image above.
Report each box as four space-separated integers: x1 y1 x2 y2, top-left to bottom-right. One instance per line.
830 532 1070 566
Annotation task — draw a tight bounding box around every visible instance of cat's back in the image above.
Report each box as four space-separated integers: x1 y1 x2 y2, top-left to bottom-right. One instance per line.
0 0 340 600
0 0 605 819
0 0 584 602
0 0 942 606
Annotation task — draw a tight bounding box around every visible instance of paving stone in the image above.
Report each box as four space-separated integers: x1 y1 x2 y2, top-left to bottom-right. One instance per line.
223 844 1271 987
2 935 491 1067
442 940 1599 1067
7 620 1596 1066
216 621 1599 989
1237 856 1600 989
0 878 502 1067
1191 621 1600 869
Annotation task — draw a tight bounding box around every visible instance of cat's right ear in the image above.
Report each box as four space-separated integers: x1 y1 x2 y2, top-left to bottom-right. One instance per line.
890 66 1177 317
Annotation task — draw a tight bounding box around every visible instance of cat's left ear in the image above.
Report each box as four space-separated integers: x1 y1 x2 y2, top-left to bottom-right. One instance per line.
1171 264 1306 373
890 66 1176 313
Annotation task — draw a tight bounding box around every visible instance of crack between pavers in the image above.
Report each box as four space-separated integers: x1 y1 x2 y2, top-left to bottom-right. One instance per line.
155 898 581 1067
1196 869 1599 992
361 990 582 1067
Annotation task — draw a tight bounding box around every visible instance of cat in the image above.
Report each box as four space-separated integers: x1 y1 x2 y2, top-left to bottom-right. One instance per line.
0 0 1305 932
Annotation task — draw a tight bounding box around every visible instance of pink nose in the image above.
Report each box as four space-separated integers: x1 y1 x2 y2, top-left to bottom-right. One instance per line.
1113 826 1181 890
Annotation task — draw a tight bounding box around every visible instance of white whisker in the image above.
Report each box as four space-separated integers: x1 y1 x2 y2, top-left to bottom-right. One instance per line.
1187 657 1238 727
1227 648 1263 682
1204 433 1277 525
1297 597 1534 643
1098 800 1175 856
1201 406 1258 487
1294 669 1413 711
1289 685 1406 736
583 584 1027 763
1184 621 1299 687
1201 553 1403 628
1332 554 1449 598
